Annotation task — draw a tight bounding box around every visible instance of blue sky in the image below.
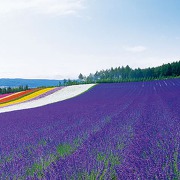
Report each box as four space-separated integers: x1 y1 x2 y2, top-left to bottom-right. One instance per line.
0 0 179 79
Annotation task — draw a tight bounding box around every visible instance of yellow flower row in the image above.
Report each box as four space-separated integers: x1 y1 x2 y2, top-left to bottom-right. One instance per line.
0 88 55 107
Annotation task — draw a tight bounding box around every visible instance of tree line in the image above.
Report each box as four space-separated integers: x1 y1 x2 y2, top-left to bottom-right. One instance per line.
0 85 29 94
78 61 180 83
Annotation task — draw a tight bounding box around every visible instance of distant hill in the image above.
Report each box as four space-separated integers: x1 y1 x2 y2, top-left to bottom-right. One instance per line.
0 78 63 88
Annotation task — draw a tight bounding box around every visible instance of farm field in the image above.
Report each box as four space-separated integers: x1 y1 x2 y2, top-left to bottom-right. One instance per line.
0 84 94 113
0 79 179 179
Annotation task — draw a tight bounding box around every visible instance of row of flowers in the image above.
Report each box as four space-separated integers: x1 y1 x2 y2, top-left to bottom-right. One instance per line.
0 88 55 108
0 79 179 178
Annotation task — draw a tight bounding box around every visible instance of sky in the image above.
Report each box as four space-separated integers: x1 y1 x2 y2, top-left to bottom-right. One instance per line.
0 0 180 79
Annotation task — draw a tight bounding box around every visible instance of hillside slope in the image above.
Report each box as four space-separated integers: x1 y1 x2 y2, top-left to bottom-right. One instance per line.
0 79 179 179
0 84 95 113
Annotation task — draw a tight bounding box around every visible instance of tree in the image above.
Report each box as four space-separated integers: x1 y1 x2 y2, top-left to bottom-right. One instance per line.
24 85 29 90
82 60 180 83
7 87 12 93
78 73 84 80
63 79 67 86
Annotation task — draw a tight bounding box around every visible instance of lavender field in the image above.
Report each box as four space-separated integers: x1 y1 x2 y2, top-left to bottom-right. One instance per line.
0 79 180 179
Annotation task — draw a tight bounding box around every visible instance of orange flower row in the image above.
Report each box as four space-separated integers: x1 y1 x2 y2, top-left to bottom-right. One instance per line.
0 89 40 104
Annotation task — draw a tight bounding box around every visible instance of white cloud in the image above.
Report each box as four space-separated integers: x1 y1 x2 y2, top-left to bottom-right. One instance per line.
0 0 86 16
124 45 147 53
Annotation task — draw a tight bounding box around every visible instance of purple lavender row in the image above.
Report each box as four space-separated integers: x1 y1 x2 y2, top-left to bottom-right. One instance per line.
0 78 179 179
0 82 138 178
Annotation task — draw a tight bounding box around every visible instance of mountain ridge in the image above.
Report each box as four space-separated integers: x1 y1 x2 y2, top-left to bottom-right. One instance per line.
0 78 63 88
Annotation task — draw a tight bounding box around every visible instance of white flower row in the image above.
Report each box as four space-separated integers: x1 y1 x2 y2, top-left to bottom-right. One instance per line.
0 84 95 113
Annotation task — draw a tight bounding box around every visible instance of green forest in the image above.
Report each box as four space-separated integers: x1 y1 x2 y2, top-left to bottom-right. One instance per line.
1 61 180 90
0 85 29 95
78 61 180 83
